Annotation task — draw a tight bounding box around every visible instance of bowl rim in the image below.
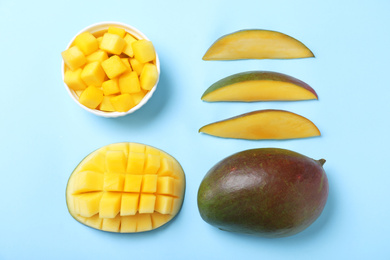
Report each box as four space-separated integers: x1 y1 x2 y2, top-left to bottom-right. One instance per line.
61 21 160 118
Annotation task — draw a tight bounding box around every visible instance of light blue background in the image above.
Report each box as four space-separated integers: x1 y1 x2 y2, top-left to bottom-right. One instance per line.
0 0 389 259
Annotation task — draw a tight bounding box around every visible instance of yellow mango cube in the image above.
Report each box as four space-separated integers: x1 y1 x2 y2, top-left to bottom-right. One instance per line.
79 86 104 109
157 176 175 195
139 194 156 214
130 143 146 153
127 152 145 174
78 150 106 173
132 90 147 105
140 63 158 91
132 39 156 63
64 68 87 91
123 34 137 57
119 71 141 94
100 33 126 55
108 26 126 38
129 58 145 76
157 158 174 176
106 150 127 172
121 58 131 69
103 173 125 191
142 175 158 193
80 61 105 86
108 143 129 157
144 154 160 174
110 94 135 112
62 46 86 71
123 174 143 192
137 214 152 232
120 193 139 216
99 96 115 112
86 49 108 63
155 195 173 215
73 171 104 194
145 146 160 155
102 214 121 232
102 78 120 96
151 213 170 229
73 31 98 55
101 55 128 79
76 192 103 217
85 214 103 229
99 192 122 218
120 215 137 232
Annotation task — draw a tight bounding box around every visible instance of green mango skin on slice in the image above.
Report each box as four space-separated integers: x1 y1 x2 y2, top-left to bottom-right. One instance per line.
197 148 328 238
201 71 318 102
203 29 314 60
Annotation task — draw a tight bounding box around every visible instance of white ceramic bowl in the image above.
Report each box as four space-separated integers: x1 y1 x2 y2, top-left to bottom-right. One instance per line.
61 21 160 118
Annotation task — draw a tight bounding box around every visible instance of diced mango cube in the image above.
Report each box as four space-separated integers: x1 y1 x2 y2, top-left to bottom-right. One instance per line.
99 192 121 218
108 26 126 38
86 49 108 63
73 31 98 55
145 146 160 155
100 33 126 55
123 174 143 192
129 58 145 76
110 94 135 112
80 61 105 86
99 96 116 112
137 214 152 232
144 154 160 174
123 34 137 57
121 58 131 69
120 215 137 232
132 90 147 105
130 143 146 153
155 195 173 215
101 55 128 79
102 78 120 96
64 68 87 91
120 193 139 216
157 176 175 195
139 194 156 214
78 150 106 173
157 158 174 176
108 143 129 157
132 39 156 63
85 214 103 229
106 150 127 173
140 63 158 91
142 175 158 193
127 152 145 174
173 179 183 197
119 71 140 94
73 171 104 194
102 214 121 232
103 173 125 191
76 192 103 217
62 46 86 71
97 36 103 46
151 213 170 229
79 86 104 109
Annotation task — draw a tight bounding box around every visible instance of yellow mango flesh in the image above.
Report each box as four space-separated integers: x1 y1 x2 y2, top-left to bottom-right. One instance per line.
202 80 317 102
66 142 185 232
203 29 314 60
199 109 320 140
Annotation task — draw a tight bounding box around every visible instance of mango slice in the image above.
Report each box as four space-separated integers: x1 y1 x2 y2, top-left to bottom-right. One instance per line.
201 71 318 102
199 109 320 140
66 142 185 233
203 29 314 60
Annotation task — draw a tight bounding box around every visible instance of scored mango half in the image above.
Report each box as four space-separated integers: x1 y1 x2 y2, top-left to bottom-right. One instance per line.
66 142 185 233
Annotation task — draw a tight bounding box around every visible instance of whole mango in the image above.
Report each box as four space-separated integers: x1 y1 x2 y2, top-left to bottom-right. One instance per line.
197 148 328 237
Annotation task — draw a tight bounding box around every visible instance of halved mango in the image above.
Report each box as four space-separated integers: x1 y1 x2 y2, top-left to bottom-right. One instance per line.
66 142 185 233
202 71 318 102
199 110 320 140
203 29 314 60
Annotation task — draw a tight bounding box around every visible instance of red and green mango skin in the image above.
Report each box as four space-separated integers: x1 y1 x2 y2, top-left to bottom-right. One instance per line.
197 148 328 238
